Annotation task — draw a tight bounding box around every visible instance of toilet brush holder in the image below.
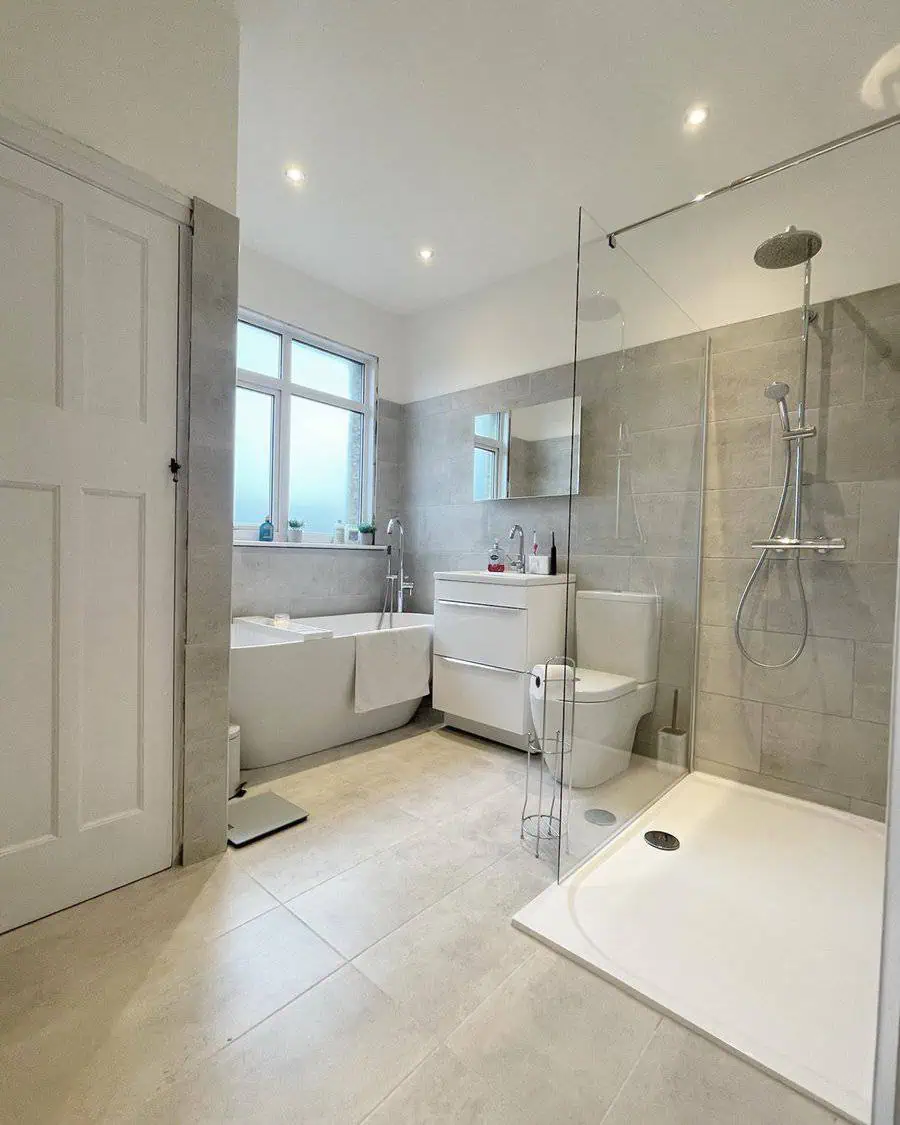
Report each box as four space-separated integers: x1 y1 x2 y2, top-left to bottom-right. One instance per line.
656 688 688 767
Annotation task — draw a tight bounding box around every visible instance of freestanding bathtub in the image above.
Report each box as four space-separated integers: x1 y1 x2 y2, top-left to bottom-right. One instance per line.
229 612 434 769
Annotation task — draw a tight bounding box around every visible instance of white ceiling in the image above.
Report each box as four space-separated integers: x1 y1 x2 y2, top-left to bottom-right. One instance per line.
237 0 900 315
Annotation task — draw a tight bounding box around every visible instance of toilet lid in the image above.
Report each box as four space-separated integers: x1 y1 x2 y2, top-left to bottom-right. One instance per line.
572 669 637 702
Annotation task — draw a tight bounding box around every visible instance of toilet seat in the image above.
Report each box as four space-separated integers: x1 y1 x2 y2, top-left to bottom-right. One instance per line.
531 663 637 704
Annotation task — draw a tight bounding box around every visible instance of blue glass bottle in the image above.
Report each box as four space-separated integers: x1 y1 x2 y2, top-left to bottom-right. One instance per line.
259 515 274 542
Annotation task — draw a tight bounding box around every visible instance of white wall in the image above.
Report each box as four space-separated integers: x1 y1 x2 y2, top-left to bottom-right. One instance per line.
0 0 239 212
239 247 408 401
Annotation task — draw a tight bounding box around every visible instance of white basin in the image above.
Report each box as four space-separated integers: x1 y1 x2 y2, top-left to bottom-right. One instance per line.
433 570 574 586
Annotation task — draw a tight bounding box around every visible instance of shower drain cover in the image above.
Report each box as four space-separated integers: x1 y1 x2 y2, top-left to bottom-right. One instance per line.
584 809 617 827
645 830 680 851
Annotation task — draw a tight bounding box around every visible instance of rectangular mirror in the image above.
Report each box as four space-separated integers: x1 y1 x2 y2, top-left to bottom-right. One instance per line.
472 396 581 501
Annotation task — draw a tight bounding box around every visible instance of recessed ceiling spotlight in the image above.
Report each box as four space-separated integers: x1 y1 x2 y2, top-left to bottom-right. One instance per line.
417 247 435 263
284 165 306 185
693 192 707 202
684 104 709 130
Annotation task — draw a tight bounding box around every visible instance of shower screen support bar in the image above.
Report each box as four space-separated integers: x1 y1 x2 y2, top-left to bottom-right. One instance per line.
605 112 900 247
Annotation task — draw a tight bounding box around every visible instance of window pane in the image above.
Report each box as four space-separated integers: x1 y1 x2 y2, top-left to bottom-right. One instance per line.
289 397 364 532
291 340 364 401
234 387 274 524
473 447 496 501
237 321 281 378
474 412 500 439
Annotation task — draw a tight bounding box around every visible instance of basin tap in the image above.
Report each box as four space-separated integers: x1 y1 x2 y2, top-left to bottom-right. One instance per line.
508 524 525 573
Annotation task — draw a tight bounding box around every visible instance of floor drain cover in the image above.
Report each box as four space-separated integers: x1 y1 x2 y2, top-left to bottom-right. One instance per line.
584 809 617 826
645 830 680 851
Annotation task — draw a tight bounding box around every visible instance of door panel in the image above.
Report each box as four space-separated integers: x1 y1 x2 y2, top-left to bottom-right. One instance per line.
0 142 179 933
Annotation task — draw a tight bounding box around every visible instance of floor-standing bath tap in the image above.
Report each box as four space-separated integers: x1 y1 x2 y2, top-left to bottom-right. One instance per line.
386 517 414 613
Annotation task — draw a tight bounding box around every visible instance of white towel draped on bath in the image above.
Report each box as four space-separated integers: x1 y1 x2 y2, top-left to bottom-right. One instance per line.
354 625 432 713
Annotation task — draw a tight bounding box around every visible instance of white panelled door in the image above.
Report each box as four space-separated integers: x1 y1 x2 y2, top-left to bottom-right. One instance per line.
0 142 179 933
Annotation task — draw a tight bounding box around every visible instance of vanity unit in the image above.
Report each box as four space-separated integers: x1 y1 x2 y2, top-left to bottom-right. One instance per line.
432 571 573 749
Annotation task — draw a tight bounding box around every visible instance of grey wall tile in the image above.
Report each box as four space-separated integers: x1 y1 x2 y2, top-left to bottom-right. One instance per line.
632 493 701 558
849 798 886 822
853 642 894 724
709 307 806 353
816 398 900 482
569 554 631 592
694 692 762 771
629 557 697 623
630 426 702 495
231 545 387 618
657 614 695 690
694 758 853 811
764 561 896 643
705 418 772 490
702 488 781 559
183 199 238 866
700 557 763 629
698 624 854 716
761 704 889 804
858 480 900 562
864 315 900 402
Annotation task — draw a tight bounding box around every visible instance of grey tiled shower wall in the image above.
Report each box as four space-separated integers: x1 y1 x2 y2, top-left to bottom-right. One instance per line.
695 282 900 817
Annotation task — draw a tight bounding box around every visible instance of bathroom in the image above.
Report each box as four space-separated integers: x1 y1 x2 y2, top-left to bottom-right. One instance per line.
2 4 900 1123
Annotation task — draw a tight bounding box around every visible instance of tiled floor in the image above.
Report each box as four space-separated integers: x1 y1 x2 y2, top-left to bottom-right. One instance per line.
0 726 846 1123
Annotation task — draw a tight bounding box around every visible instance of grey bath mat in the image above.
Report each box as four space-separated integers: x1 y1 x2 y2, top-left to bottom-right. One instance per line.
227 791 308 847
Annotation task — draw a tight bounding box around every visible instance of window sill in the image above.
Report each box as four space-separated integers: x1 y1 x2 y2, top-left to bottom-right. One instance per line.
233 539 387 552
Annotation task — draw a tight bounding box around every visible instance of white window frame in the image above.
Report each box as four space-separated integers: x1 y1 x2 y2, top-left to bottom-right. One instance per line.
473 411 510 500
234 309 378 544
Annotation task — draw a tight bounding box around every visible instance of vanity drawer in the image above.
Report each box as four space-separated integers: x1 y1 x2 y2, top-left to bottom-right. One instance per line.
432 656 526 735
433 579 527 609
434 598 527 671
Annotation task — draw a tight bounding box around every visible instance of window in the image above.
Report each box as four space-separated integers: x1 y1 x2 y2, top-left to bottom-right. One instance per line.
473 411 509 501
234 312 377 541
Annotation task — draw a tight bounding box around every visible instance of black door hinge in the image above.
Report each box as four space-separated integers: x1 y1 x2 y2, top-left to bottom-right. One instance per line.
169 457 181 482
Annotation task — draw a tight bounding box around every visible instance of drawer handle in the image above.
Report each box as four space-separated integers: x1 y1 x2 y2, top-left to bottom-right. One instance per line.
435 600 524 612
439 656 520 675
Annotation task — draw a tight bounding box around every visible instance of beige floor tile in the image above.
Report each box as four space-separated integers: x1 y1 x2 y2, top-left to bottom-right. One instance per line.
436 782 525 847
0 907 343 1124
232 795 426 901
0 853 278 1030
360 1046 509 1124
132 965 436 1125
445 948 661 1123
353 850 553 1037
286 822 511 957
601 1018 844 1124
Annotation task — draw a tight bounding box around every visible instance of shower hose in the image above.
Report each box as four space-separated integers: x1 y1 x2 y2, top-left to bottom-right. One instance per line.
733 439 809 669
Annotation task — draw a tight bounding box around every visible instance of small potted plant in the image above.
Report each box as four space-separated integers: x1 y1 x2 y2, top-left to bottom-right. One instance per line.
358 521 376 546
287 518 304 544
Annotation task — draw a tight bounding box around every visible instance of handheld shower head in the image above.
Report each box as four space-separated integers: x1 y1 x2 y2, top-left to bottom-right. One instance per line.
765 381 791 433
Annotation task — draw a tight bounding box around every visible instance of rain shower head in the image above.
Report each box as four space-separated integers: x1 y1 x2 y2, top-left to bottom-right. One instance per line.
764 381 791 433
754 226 823 269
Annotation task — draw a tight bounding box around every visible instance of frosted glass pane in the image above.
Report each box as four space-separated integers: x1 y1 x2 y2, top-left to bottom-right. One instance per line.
291 340 363 401
237 321 281 378
234 387 274 524
289 398 363 532
473 447 496 501
474 413 500 439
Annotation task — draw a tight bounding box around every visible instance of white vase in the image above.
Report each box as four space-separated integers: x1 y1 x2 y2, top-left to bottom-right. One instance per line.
287 528 303 543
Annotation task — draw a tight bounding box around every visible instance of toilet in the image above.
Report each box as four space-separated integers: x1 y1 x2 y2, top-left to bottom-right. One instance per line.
529 590 660 789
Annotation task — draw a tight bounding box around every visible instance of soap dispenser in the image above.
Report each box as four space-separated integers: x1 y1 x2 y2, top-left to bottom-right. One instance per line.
488 539 505 573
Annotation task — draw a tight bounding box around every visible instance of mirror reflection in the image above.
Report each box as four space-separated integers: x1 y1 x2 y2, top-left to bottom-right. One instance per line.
472 396 581 501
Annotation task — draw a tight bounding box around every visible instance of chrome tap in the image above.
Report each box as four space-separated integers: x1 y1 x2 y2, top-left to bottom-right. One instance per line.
508 524 525 573
386 516 414 613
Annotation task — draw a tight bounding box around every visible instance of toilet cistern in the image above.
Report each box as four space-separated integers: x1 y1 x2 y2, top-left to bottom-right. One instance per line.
508 524 525 573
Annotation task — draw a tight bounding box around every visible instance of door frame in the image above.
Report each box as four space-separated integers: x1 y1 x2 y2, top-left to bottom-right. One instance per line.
0 106 192 870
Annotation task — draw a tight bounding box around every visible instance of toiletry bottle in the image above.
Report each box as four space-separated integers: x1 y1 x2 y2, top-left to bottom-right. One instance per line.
259 515 274 542
532 530 538 555
488 538 505 573
549 531 557 575
333 519 345 544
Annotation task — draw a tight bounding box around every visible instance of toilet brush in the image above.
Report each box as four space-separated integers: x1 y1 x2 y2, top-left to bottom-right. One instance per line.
656 688 688 767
